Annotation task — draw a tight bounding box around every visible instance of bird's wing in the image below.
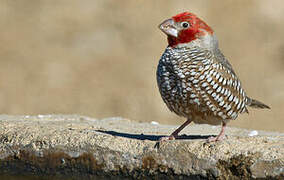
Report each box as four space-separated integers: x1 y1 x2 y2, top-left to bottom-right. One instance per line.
213 48 237 76
176 48 248 119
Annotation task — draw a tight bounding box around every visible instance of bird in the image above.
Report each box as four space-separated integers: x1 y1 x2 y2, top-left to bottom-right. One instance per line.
156 12 270 142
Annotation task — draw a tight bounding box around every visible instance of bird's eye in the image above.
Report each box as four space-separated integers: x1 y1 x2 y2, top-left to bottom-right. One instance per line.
181 22 190 29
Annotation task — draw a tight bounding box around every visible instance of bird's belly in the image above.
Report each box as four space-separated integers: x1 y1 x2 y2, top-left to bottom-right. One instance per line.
191 112 223 125
157 71 223 125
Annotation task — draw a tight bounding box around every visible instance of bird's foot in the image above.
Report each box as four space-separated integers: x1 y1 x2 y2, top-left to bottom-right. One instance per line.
207 122 227 142
206 135 225 142
154 135 176 149
159 135 176 142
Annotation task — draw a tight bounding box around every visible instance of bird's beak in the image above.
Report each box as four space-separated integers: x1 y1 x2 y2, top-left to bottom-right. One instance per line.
159 19 178 38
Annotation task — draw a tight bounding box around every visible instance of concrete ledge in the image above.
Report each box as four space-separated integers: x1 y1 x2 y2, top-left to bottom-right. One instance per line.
0 115 283 179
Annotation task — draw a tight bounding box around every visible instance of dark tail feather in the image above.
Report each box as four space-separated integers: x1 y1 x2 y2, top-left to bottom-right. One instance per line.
247 97 270 109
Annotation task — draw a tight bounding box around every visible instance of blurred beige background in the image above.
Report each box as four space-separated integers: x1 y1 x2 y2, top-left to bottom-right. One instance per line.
0 0 283 132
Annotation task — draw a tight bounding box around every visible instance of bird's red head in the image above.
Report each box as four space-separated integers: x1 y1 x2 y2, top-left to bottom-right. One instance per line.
159 12 214 47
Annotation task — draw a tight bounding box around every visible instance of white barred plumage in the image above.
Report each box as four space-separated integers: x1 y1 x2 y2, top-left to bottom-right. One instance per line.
157 12 270 142
157 46 249 121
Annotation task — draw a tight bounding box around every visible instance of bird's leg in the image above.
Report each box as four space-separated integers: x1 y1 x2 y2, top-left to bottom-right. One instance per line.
159 118 192 141
207 121 227 142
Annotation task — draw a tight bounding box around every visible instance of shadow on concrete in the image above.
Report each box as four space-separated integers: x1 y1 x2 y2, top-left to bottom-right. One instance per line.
95 130 211 141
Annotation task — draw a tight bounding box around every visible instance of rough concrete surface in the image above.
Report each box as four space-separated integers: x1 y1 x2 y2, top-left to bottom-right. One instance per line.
0 115 283 179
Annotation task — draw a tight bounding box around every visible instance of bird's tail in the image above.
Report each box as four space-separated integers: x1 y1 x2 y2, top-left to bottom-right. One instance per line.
246 97 270 109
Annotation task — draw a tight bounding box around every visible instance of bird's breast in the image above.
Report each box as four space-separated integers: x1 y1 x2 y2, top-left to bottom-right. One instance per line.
157 46 248 124
157 47 207 117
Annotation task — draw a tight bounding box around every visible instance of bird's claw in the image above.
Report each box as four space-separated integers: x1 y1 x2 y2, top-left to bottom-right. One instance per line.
154 135 176 149
159 135 176 142
206 135 226 142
